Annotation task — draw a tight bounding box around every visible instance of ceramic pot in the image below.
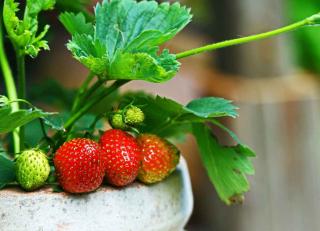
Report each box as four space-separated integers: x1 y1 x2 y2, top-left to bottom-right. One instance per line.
0 158 193 231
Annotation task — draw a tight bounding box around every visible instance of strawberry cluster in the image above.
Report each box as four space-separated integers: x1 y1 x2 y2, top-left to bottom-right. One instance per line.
14 106 180 193
53 129 180 193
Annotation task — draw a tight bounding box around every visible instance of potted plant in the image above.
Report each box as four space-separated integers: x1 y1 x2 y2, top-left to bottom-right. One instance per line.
0 0 319 230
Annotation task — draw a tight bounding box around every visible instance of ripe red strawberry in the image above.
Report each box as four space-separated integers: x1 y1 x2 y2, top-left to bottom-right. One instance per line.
54 138 104 193
99 129 141 187
137 134 180 184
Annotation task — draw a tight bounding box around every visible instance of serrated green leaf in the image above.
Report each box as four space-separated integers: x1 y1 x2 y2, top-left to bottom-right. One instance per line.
120 93 239 135
0 155 16 189
3 0 55 57
109 51 177 82
94 0 191 55
192 123 255 205
59 12 94 35
0 96 56 134
43 115 65 131
67 34 109 75
60 0 192 82
210 119 242 144
27 0 55 15
184 97 238 119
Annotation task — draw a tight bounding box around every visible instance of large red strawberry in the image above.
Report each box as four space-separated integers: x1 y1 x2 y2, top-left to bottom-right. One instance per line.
54 138 104 193
99 129 141 187
137 134 180 184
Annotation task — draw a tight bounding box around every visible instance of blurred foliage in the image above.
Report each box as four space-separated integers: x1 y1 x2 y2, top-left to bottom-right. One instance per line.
56 0 91 14
183 0 212 26
28 79 76 111
288 0 320 74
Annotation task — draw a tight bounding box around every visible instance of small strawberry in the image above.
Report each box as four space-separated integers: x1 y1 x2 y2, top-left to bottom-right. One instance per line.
54 138 104 193
109 106 145 130
124 106 145 125
16 149 50 191
99 129 141 186
137 134 180 184
109 112 126 130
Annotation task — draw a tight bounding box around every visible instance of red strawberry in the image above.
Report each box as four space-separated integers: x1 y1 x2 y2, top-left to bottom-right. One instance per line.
54 138 104 193
137 134 180 184
99 129 141 187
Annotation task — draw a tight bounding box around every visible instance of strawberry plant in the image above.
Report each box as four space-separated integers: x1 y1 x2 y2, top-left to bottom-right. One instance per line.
0 0 319 205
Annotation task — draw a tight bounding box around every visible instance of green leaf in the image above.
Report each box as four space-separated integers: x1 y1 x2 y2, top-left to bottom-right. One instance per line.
0 96 55 134
184 97 238 119
108 51 178 82
210 119 242 144
3 0 55 57
120 93 239 136
192 123 255 205
59 12 94 35
43 115 65 131
0 155 16 189
60 0 192 82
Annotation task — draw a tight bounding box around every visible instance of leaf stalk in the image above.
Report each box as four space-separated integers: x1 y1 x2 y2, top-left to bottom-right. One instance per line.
176 15 317 59
64 80 129 130
0 12 20 154
16 53 26 151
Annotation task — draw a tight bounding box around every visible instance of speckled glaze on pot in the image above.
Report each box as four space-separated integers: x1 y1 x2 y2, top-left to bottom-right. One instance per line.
0 158 193 231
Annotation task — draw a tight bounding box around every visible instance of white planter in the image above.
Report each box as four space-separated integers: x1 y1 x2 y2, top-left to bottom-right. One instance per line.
0 158 193 231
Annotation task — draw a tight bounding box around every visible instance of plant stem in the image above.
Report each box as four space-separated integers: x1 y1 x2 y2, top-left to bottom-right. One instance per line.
16 54 26 151
64 80 129 130
176 15 317 59
71 72 95 112
72 78 104 113
83 79 105 101
0 16 20 154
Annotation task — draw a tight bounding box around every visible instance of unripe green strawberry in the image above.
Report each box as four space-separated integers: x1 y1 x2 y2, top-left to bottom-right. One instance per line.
124 106 145 125
16 149 50 191
137 134 180 184
110 112 126 129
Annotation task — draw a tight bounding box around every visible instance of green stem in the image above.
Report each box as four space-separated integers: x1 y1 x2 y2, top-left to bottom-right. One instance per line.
83 79 105 100
0 15 20 154
71 72 95 112
72 79 104 113
176 15 318 59
16 53 26 151
64 80 129 130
